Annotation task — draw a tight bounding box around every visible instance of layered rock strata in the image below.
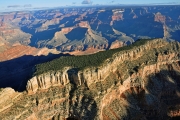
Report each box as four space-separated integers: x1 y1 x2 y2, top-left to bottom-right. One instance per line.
0 39 180 120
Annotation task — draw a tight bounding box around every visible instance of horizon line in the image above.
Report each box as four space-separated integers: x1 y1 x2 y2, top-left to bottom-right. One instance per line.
0 3 180 13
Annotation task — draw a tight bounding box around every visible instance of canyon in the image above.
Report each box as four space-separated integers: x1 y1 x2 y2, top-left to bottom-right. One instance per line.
0 39 180 119
0 5 179 62
0 5 180 120
0 6 180 52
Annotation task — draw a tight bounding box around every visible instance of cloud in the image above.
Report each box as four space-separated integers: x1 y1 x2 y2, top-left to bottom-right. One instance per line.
150 2 179 5
72 2 76 4
7 5 21 8
7 4 32 8
24 4 32 7
82 0 92 4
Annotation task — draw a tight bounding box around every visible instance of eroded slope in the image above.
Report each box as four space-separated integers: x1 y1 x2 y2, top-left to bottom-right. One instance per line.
0 39 180 120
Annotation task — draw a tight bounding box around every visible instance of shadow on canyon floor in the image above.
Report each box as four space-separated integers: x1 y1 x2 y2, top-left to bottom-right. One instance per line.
0 53 71 92
149 68 180 120
120 66 180 119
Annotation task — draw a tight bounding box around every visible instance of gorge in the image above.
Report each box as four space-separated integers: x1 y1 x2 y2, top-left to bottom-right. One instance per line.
0 39 180 119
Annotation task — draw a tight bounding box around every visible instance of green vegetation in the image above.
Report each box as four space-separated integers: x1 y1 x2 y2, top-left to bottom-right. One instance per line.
34 39 152 76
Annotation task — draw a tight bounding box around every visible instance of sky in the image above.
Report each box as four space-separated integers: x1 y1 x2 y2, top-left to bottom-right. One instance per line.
0 0 179 12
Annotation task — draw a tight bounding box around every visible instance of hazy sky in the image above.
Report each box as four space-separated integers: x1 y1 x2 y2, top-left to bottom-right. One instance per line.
0 0 179 12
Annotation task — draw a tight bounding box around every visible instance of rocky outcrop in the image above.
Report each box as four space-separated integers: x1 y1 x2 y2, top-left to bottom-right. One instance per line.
0 45 38 62
111 14 123 25
52 28 109 52
100 58 180 119
0 22 31 45
0 88 21 113
37 18 61 32
154 12 166 23
0 5 179 120
27 67 70 94
111 14 123 21
46 31 68 48
110 40 124 49
0 6 179 53
61 27 74 34
61 21 89 34
67 47 103 56
26 39 169 94
78 21 90 28
0 12 32 21
1 39 180 119
0 13 15 21
0 45 59 62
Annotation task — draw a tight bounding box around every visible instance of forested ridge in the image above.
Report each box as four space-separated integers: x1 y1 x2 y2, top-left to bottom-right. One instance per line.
34 39 152 76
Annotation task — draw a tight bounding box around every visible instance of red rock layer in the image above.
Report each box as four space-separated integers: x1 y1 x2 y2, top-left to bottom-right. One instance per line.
0 45 38 62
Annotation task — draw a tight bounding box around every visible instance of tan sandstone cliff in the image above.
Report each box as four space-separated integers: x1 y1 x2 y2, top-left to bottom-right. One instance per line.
0 39 180 120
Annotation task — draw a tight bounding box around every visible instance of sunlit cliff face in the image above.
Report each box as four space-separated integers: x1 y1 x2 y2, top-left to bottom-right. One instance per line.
0 5 180 120
0 6 180 53
0 39 180 120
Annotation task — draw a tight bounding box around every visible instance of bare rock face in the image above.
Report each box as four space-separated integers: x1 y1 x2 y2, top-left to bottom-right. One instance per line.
154 12 166 23
0 13 15 21
111 9 124 22
0 88 21 113
0 22 31 45
26 39 168 93
0 6 179 54
0 45 38 62
111 14 123 21
61 27 74 34
0 12 32 21
78 21 90 28
109 40 124 49
46 31 68 48
1 39 180 120
27 67 70 94
0 45 59 62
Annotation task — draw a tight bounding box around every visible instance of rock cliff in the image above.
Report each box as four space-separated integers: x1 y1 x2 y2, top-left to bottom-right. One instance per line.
0 22 31 45
1 5 180 53
0 44 59 62
0 39 180 120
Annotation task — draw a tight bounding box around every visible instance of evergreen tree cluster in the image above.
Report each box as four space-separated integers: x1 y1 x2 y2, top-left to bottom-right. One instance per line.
34 39 152 76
